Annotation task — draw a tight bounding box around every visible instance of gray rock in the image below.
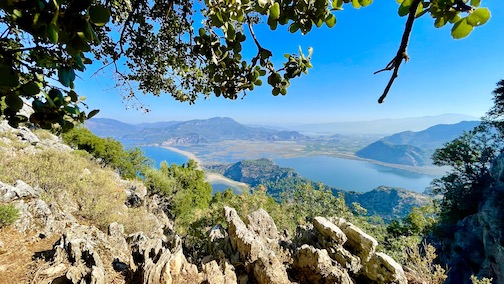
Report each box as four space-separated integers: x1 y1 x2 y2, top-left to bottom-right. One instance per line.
223 206 291 284
0 180 40 202
247 208 279 240
313 216 347 246
293 244 353 284
361 252 407 284
17 127 40 145
334 217 378 263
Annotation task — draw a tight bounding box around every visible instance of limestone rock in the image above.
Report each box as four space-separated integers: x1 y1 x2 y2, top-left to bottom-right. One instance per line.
334 217 378 263
293 244 353 284
247 208 279 240
224 206 291 284
313 216 347 246
202 260 237 284
361 252 407 284
0 180 40 202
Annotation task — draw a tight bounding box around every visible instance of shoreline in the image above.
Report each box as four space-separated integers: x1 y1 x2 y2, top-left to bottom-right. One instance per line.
159 146 250 191
160 146 204 168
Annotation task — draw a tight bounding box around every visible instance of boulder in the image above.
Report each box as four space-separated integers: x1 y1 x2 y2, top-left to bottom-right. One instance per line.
333 217 378 263
293 244 353 284
361 252 407 284
313 216 347 246
247 208 279 240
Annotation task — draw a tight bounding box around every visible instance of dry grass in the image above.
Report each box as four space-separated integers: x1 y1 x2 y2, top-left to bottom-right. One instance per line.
0 133 159 235
0 227 59 284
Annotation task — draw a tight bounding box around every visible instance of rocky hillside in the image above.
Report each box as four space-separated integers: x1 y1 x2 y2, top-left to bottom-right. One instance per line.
436 153 504 284
356 141 429 166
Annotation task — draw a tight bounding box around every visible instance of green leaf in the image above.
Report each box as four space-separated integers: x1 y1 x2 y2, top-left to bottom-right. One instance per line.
47 23 59 44
351 0 361 9
289 23 300 33
451 18 474 39
434 16 447 28
398 0 412 17
467 8 490 27
68 90 78 102
332 0 343 10
470 0 481 7
269 2 280 20
89 5 110 27
0 65 19 89
325 14 336 28
22 82 40 95
58 66 75 87
87 109 100 119
5 94 23 111
358 0 373 7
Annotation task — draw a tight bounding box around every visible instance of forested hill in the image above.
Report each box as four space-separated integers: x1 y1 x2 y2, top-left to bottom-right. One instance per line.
86 117 306 144
356 121 481 166
207 159 430 220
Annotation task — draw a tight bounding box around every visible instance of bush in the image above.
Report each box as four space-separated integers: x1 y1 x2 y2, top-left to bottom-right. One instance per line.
0 204 19 228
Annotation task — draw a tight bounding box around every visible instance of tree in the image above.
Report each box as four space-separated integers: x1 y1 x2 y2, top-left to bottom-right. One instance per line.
0 0 491 130
431 80 504 225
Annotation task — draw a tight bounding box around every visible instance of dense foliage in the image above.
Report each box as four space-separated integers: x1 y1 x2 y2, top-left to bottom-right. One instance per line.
0 0 491 130
62 127 151 178
0 203 19 228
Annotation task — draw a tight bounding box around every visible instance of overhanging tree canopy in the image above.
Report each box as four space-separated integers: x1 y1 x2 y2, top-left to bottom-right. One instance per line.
0 0 491 130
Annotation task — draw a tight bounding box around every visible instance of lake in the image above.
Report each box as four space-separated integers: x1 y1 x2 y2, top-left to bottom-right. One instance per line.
274 156 440 193
140 146 440 194
140 146 189 167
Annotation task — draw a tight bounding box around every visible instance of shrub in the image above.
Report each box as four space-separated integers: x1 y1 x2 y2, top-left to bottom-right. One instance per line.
0 204 19 228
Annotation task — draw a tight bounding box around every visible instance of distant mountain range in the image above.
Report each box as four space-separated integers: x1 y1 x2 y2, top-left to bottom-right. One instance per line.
285 114 479 135
86 117 306 145
356 120 481 166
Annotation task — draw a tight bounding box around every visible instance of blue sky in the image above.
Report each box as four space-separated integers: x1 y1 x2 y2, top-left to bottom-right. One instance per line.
79 1 504 125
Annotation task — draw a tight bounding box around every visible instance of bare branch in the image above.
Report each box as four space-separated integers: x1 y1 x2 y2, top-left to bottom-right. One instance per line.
375 0 422 104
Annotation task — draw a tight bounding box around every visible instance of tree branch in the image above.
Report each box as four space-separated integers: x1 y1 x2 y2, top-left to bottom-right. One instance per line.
375 0 422 104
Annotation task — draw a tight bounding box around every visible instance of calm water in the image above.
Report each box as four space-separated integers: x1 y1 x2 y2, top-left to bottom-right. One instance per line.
140 146 439 193
140 146 189 168
274 156 439 193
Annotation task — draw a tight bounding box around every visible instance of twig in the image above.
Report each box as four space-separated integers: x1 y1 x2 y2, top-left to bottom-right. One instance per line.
375 0 422 103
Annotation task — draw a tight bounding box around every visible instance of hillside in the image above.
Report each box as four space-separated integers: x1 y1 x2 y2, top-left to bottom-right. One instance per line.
356 141 430 166
208 159 431 220
356 121 480 166
86 117 307 144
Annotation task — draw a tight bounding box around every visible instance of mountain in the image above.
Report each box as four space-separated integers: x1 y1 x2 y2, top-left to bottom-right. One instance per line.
86 117 307 144
344 186 431 221
356 121 481 166
356 141 430 166
287 114 479 135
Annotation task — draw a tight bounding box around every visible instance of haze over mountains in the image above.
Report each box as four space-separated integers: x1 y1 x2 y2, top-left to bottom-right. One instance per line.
87 117 306 144
283 113 479 135
356 121 481 166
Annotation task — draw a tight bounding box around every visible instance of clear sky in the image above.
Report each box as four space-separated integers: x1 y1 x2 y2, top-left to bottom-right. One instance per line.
78 1 504 125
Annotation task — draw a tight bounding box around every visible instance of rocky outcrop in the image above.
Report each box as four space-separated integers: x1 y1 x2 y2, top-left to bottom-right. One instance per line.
439 154 504 284
219 207 406 284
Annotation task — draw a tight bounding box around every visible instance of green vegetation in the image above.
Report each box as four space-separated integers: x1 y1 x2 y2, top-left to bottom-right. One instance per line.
0 0 490 129
0 204 18 228
144 160 212 232
62 127 151 179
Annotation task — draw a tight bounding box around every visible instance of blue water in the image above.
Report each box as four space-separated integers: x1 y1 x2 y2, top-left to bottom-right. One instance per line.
274 156 439 193
140 146 439 194
140 146 189 168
